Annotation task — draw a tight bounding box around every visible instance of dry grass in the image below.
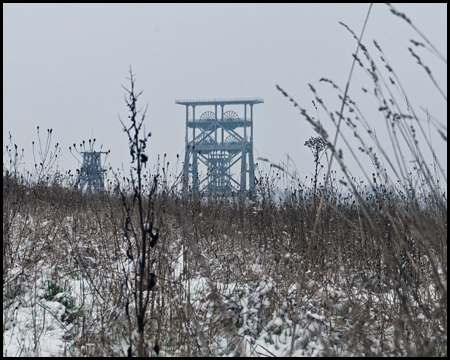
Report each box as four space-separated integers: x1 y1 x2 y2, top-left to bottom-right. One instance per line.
3 164 447 356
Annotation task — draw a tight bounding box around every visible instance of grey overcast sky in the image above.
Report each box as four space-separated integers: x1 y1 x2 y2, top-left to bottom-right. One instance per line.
3 3 447 189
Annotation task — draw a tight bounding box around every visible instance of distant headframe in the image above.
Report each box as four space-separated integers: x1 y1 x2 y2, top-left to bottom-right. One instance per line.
77 151 108 194
175 98 263 196
71 138 109 194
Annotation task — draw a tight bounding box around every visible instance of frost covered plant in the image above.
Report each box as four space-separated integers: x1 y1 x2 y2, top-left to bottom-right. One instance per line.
116 66 160 357
305 136 328 195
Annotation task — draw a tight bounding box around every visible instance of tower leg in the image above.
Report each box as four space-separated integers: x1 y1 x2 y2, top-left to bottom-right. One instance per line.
193 151 198 195
183 150 190 195
240 148 247 191
249 147 255 195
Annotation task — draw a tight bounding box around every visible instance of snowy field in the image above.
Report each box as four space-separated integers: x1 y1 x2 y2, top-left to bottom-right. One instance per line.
3 202 446 357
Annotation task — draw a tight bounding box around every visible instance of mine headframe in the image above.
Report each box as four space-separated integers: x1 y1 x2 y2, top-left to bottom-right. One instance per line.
176 98 263 197
77 150 109 194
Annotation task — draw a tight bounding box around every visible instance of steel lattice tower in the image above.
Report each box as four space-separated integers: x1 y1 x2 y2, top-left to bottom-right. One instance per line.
176 98 263 196
77 151 108 194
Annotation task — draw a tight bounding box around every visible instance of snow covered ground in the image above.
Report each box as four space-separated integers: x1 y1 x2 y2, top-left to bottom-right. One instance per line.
2 238 403 357
3 211 446 357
